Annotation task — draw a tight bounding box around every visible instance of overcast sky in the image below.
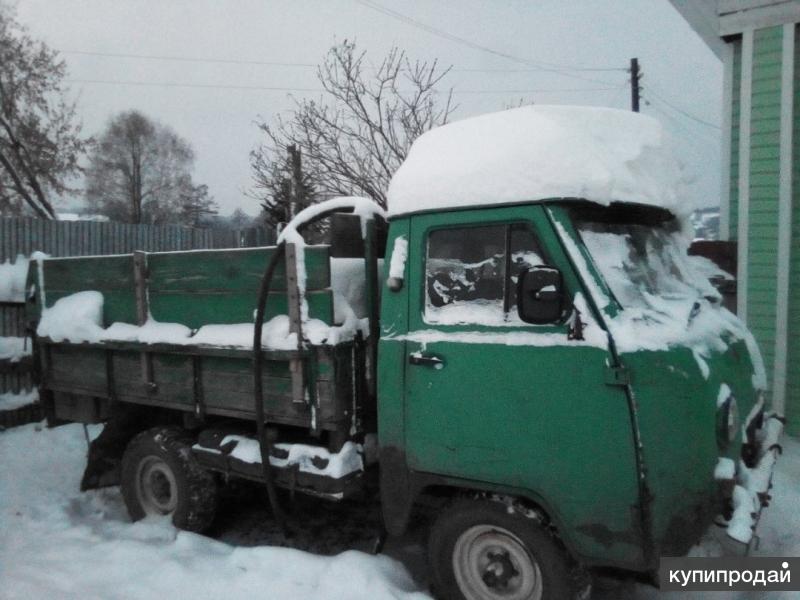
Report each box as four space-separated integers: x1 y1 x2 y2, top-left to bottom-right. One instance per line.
14 0 723 216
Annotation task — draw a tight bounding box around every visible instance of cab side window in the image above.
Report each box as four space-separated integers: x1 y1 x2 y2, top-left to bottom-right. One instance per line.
424 223 546 325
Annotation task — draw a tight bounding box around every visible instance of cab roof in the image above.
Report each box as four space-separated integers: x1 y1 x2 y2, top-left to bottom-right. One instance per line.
386 105 686 218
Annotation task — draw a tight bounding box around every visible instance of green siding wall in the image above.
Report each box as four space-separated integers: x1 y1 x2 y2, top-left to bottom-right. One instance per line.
746 26 784 399
730 38 742 239
787 24 800 436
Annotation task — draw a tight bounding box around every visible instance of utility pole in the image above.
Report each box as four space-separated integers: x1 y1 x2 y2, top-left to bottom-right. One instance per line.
630 58 641 113
286 144 306 220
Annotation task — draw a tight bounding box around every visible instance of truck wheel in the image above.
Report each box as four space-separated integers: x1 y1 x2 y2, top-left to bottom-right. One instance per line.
429 500 576 600
121 426 217 533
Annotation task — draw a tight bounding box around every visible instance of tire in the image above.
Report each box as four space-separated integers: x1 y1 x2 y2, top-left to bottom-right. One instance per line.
429 500 578 600
121 426 218 533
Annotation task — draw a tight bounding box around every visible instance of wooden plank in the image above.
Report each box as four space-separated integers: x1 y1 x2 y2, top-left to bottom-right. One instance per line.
146 246 331 293
285 243 306 405
146 289 333 329
38 338 311 362
133 251 155 390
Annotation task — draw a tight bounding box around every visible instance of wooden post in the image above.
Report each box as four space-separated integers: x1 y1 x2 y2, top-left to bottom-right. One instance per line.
284 243 305 405
132 251 155 391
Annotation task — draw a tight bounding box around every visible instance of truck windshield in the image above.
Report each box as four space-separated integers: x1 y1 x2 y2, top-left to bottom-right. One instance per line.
571 207 719 313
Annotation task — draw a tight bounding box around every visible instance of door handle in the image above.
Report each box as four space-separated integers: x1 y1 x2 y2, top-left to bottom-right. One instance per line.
409 352 444 369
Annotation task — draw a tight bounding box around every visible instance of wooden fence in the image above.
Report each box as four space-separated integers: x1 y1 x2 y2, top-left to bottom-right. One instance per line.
0 217 274 423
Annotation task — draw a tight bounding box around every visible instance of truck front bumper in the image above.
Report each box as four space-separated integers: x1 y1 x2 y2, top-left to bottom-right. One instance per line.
715 413 784 554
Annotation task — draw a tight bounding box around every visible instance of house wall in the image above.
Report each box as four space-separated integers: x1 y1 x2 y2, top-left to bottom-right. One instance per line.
745 26 784 397
787 24 800 436
730 39 743 237
726 21 798 435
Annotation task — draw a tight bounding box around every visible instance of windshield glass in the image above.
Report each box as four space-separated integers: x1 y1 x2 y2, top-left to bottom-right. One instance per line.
577 222 703 309
571 207 721 314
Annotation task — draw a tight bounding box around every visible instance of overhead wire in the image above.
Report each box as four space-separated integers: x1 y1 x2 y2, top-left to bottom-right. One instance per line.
62 48 625 76
352 0 625 86
644 85 721 130
65 78 621 95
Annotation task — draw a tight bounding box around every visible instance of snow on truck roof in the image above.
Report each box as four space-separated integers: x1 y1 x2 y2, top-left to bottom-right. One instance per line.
386 105 685 217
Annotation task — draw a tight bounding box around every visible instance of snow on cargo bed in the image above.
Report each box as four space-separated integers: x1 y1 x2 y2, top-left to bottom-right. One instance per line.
0 423 427 600
36 288 369 349
387 105 684 217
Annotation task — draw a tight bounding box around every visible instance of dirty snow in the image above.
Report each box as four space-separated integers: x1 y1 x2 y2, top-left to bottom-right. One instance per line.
387 106 684 217
212 436 365 479
0 423 427 600
0 336 32 362
0 389 38 412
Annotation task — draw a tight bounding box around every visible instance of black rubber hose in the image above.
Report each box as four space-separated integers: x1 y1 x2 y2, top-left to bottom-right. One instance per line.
252 203 383 533
253 241 287 530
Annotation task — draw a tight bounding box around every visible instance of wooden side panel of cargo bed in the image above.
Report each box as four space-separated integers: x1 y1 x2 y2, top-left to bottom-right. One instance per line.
42 255 138 325
146 247 333 328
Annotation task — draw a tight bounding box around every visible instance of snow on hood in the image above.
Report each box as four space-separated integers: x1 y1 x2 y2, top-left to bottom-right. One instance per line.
387 105 685 217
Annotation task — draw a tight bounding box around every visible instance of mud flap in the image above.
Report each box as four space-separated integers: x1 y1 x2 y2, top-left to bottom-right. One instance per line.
80 404 155 491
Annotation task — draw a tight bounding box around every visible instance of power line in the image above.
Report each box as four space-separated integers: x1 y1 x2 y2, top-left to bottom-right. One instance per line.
66 78 621 95
62 50 318 68
352 0 625 86
648 103 720 146
644 87 721 130
61 48 619 75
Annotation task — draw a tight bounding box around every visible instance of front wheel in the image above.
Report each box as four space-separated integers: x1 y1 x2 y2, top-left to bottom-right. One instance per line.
121 426 217 533
429 500 579 600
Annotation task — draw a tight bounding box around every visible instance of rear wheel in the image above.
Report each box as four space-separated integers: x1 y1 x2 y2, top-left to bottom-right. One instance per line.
121 426 217 532
429 500 578 600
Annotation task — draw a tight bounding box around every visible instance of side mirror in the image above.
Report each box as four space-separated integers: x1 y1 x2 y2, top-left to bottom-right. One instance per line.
517 266 564 324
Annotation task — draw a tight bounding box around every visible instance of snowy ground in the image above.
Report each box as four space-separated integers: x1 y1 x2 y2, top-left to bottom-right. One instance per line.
1 423 798 599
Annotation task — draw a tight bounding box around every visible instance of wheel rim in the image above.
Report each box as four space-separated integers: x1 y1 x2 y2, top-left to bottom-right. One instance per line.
135 455 178 516
452 524 543 600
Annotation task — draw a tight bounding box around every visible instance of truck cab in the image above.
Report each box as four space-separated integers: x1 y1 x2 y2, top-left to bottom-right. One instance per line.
375 106 782 599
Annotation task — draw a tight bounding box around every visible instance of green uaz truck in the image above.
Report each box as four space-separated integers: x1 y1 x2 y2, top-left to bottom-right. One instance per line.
27 106 782 600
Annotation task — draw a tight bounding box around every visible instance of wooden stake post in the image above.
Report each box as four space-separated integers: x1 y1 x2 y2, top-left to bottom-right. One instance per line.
132 251 155 391
284 243 306 405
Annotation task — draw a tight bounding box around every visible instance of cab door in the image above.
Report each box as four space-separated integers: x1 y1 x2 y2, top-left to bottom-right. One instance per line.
402 205 644 566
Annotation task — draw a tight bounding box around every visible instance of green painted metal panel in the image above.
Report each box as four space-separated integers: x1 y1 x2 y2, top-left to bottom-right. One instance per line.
397 205 642 567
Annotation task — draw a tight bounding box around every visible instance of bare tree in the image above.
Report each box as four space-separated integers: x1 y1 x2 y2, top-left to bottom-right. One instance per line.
85 110 200 224
251 41 455 210
0 4 88 218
